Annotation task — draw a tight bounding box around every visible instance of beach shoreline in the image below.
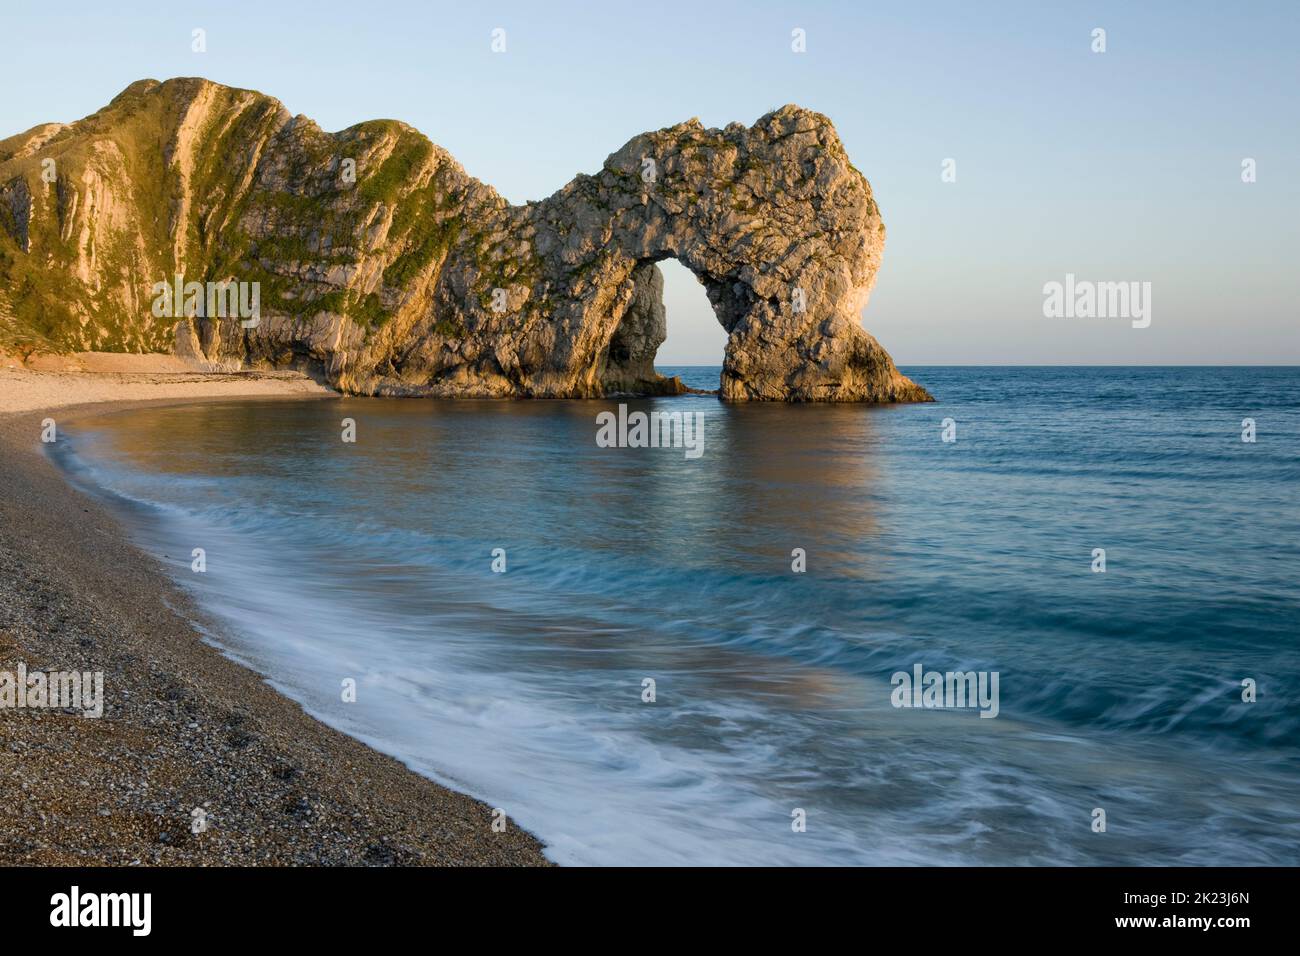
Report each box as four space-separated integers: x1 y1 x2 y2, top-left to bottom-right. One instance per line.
0 364 551 865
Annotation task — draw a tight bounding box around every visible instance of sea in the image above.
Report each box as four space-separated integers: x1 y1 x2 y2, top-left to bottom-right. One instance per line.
48 366 1300 865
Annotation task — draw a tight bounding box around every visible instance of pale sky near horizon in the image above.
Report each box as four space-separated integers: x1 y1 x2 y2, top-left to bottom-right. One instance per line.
3 0 1296 364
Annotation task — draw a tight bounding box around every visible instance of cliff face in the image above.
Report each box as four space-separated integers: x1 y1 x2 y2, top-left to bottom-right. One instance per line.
0 77 930 402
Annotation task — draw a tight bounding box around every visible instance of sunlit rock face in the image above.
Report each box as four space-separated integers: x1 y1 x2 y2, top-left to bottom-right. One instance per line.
0 77 930 403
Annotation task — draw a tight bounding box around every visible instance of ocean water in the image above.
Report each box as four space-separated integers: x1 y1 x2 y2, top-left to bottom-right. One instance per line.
49 366 1300 865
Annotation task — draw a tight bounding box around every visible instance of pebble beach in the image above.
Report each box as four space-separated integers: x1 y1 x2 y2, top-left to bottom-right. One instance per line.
0 359 550 865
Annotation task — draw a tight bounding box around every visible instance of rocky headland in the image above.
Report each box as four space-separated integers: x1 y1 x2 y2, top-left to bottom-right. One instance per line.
0 77 929 403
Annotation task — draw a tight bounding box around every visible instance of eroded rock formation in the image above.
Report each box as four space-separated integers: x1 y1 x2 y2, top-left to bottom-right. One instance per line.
0 77 930 402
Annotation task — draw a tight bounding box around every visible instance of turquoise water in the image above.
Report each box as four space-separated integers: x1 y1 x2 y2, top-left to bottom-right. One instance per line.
52 367 1300 865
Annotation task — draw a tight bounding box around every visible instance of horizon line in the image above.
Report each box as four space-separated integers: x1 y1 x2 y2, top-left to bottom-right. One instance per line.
654 362 1300 369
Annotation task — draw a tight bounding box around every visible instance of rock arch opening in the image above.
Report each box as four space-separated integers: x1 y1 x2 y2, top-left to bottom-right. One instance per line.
655 259 728 392
599 257 731 396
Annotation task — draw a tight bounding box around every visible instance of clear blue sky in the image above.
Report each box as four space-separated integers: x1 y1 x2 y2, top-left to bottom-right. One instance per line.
3 0 1296 364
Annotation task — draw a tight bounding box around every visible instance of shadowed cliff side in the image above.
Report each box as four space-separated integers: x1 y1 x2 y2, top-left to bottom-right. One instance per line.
0 77 931 402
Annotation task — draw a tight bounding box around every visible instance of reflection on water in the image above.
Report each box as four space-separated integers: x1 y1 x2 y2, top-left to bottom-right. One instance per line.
52 366 1300 865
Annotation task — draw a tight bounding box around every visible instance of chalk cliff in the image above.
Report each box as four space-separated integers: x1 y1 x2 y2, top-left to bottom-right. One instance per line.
0 78 930 402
